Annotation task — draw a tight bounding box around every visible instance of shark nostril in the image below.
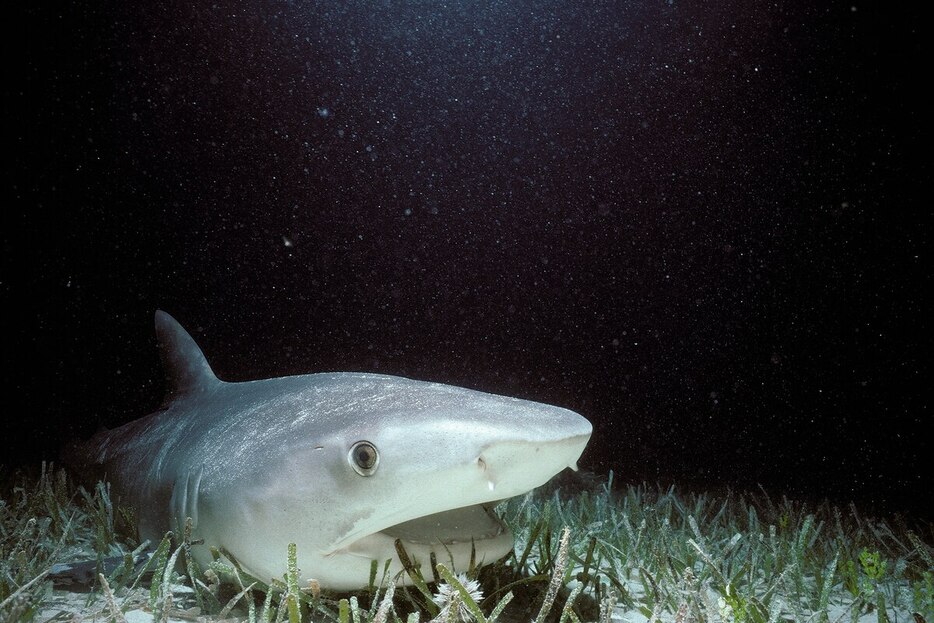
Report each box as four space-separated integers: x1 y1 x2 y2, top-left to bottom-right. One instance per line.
478 457 496 490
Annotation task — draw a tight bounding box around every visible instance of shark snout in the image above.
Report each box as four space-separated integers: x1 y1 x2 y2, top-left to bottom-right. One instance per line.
476 421 592 497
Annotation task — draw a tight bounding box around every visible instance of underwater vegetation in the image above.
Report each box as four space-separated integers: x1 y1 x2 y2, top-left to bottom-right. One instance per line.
1 464 931 623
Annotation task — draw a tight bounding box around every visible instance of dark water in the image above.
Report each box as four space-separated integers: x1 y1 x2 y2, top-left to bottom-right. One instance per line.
5 1 929 519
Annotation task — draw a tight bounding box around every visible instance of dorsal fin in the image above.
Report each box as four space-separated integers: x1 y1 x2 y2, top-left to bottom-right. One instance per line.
155 310 221 400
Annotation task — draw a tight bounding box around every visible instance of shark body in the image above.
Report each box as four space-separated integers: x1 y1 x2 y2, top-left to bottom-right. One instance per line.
69 311 592 589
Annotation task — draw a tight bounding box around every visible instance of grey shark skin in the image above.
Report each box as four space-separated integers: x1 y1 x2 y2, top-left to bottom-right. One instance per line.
69 311 592 590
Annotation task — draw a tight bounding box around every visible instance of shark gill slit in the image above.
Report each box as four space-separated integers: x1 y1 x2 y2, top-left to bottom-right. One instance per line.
169 474 185 529
189 463 204 527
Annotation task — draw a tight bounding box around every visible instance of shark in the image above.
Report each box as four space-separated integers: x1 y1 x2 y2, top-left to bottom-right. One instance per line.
67 311 592 590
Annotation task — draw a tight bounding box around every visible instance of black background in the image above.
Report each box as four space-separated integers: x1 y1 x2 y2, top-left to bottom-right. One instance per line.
5 1 929 519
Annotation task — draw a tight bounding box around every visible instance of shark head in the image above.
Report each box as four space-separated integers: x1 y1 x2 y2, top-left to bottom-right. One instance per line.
194 374 592 589
96 312 592 590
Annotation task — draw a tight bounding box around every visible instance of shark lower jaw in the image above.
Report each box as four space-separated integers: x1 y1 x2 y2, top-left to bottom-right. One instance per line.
337 503 514 567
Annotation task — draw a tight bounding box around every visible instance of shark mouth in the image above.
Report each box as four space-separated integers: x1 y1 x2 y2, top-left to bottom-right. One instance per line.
341 503 514 567
381 503 507 545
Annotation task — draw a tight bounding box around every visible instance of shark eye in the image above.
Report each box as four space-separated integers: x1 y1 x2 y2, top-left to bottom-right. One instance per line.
349 441 379 476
